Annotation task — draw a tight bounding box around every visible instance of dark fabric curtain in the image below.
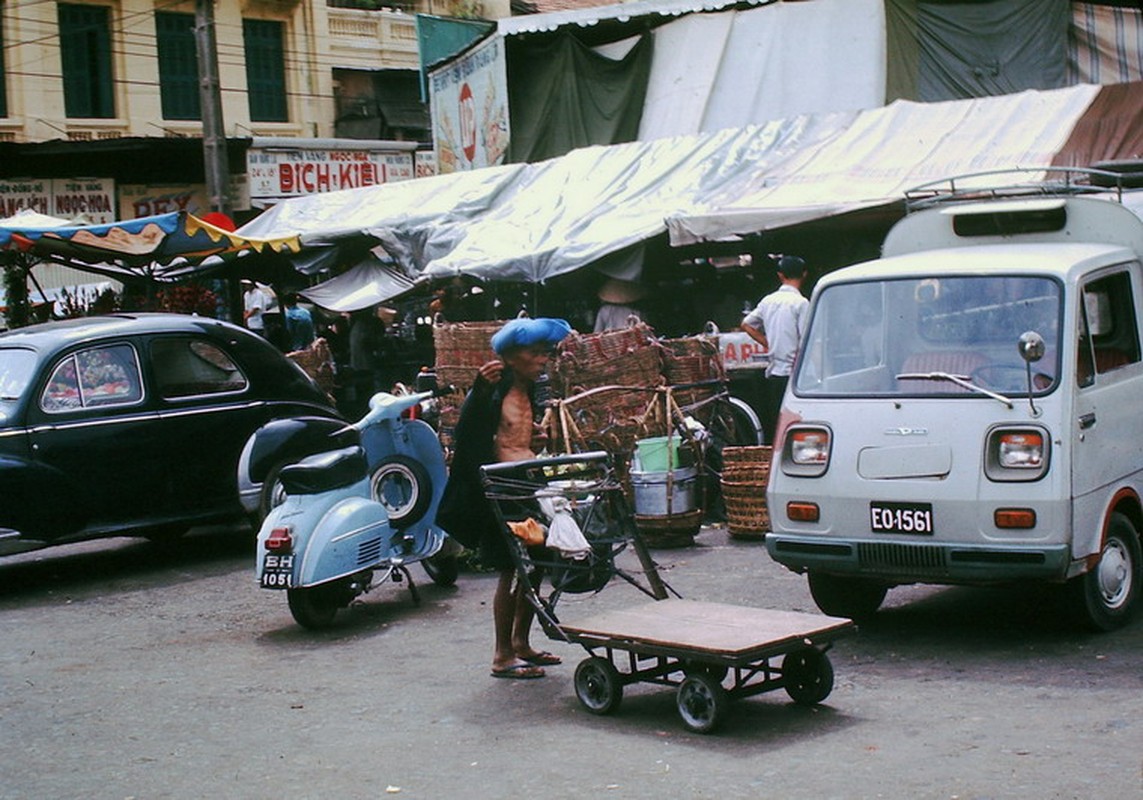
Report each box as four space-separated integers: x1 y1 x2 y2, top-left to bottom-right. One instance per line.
507 33 653 164
886 0 1070 102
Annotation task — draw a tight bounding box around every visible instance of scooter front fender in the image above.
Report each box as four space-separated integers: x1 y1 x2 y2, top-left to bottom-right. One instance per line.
295 497 394 588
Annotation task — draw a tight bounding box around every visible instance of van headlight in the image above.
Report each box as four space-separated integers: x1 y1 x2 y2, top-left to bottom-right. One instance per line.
782 425 832 477
985 426 1049 482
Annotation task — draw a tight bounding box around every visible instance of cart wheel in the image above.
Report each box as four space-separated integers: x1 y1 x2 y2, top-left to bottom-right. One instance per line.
574 657 623 715
682 660 729 683
782 648 834 705
677 673 727 734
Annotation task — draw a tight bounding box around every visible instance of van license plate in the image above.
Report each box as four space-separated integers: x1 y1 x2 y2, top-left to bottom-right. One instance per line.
870 502 934 535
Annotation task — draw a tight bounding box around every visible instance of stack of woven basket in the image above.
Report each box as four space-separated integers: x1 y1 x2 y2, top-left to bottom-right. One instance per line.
720 446 773 540
549 322 666 455
431 320 503 450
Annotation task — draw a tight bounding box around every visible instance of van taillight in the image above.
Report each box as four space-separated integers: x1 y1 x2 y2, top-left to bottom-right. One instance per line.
265 526 293 552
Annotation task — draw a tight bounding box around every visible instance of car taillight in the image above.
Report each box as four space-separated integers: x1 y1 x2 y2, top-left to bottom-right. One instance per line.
985 426 1049 482
265 526 293 552
791 429 830 465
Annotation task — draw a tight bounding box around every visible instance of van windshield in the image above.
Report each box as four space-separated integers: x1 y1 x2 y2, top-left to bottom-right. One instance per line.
794 275 1061 398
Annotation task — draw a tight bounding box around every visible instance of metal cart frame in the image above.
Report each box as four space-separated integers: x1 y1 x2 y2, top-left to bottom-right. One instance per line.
481 452 854 733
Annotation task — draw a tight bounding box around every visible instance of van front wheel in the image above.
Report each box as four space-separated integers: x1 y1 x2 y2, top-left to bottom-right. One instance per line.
808 572 887 620
1071 512 1140 631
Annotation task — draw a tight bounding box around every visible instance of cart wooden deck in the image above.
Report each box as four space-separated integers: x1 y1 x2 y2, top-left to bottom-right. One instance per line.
561 598 855 664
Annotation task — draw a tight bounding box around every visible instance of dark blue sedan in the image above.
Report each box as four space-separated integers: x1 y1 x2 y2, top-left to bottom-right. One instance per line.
0 313 341 555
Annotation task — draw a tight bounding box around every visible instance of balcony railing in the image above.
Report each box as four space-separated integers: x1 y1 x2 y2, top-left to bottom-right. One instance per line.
327 7 421 68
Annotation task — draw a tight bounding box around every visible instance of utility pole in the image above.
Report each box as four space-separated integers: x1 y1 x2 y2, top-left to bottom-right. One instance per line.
195 0 230 215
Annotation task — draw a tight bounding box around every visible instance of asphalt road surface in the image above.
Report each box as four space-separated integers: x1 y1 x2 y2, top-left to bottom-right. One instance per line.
2 524 1141 800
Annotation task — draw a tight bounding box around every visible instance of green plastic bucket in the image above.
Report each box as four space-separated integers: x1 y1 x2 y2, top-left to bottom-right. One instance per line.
635 436 683 472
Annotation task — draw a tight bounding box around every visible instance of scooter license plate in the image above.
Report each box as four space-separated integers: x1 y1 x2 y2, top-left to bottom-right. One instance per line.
260 554 295 589
870 502 934 535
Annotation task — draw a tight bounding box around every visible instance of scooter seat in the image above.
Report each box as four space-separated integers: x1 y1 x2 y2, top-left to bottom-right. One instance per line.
278 446 368 495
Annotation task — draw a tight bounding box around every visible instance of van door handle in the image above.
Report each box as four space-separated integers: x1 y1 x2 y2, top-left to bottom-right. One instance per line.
1079 412 1097 430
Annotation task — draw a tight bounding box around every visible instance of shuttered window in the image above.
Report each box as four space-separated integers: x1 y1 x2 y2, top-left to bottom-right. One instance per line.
156 12 200 121
243 19 288 122
58 3 115 119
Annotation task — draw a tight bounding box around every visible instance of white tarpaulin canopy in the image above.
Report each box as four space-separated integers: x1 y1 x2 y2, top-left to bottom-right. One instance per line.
237 84 1105 285
300 254 416 312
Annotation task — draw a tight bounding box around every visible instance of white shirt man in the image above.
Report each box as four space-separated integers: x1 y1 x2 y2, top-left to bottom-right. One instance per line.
243 282 269 334
741 255 809 441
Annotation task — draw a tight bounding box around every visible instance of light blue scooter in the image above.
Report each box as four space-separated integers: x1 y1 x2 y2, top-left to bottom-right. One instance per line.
256 387 456 629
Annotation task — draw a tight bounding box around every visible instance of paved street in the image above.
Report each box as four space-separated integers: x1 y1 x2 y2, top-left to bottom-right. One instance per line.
2 524 1141 800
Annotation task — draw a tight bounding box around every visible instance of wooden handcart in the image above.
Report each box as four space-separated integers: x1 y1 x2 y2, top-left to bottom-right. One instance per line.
480 452 855 734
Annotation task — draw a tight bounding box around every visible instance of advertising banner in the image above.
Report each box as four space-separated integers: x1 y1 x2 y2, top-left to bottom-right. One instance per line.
429 35 510 173
247 146 414 204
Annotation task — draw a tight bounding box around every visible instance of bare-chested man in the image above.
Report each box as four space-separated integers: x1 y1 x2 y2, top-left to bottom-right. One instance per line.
436 318 572 679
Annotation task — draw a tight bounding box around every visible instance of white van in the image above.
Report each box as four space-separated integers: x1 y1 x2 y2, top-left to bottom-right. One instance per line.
766 179 1143 630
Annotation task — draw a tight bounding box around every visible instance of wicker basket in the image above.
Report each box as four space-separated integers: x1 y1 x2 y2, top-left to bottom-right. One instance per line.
720 446 772 539
635 508 703 548
432 321 502 393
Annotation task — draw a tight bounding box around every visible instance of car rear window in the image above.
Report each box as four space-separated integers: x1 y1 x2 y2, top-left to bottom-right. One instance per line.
0 349 37 401
42 344 144 412
151 338 248 399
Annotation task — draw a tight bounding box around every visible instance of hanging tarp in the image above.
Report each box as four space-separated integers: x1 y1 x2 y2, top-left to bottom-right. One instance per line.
886 0 1070 103
1052 80 1143 168
506 33 654 163
237 83 1122 285
0 211 301 281
667 84 1102 244
300 254 416 313
638 0 886 140
1069 2 1143 85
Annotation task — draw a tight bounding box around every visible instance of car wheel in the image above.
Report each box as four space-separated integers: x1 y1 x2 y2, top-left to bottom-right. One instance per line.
370 455 432 529
1070 512 1141 632
808 571 888 620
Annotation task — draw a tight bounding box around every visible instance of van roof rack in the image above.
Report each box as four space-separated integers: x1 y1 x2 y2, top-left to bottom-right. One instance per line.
904 167 1125 213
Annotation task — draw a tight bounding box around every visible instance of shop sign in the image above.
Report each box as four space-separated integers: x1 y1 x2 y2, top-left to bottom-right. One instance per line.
0 178 116 223
429 35 509 174
0 179 51 218
718 330 770 371
119 184 210 219
50 179 116 224
415 151 438 179
247 147 414 202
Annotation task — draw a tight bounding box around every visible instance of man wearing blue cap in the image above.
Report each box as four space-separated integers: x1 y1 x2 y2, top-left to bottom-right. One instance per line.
741 255 809 443
437 317 572 679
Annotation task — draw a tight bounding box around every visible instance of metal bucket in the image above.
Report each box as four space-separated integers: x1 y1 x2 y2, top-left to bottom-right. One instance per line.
630 466 698 516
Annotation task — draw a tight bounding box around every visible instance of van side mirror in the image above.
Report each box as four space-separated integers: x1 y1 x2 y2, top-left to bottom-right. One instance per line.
1017 331 1045 363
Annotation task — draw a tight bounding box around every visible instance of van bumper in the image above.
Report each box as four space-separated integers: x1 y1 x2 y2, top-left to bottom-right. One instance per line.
765 534 1072 583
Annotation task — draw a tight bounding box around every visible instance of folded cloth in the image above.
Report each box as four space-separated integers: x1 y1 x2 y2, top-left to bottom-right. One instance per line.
537 495 591 559
490 318 573 355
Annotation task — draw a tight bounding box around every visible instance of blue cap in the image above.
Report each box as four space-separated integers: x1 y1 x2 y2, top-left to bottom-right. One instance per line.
490 317 573 355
